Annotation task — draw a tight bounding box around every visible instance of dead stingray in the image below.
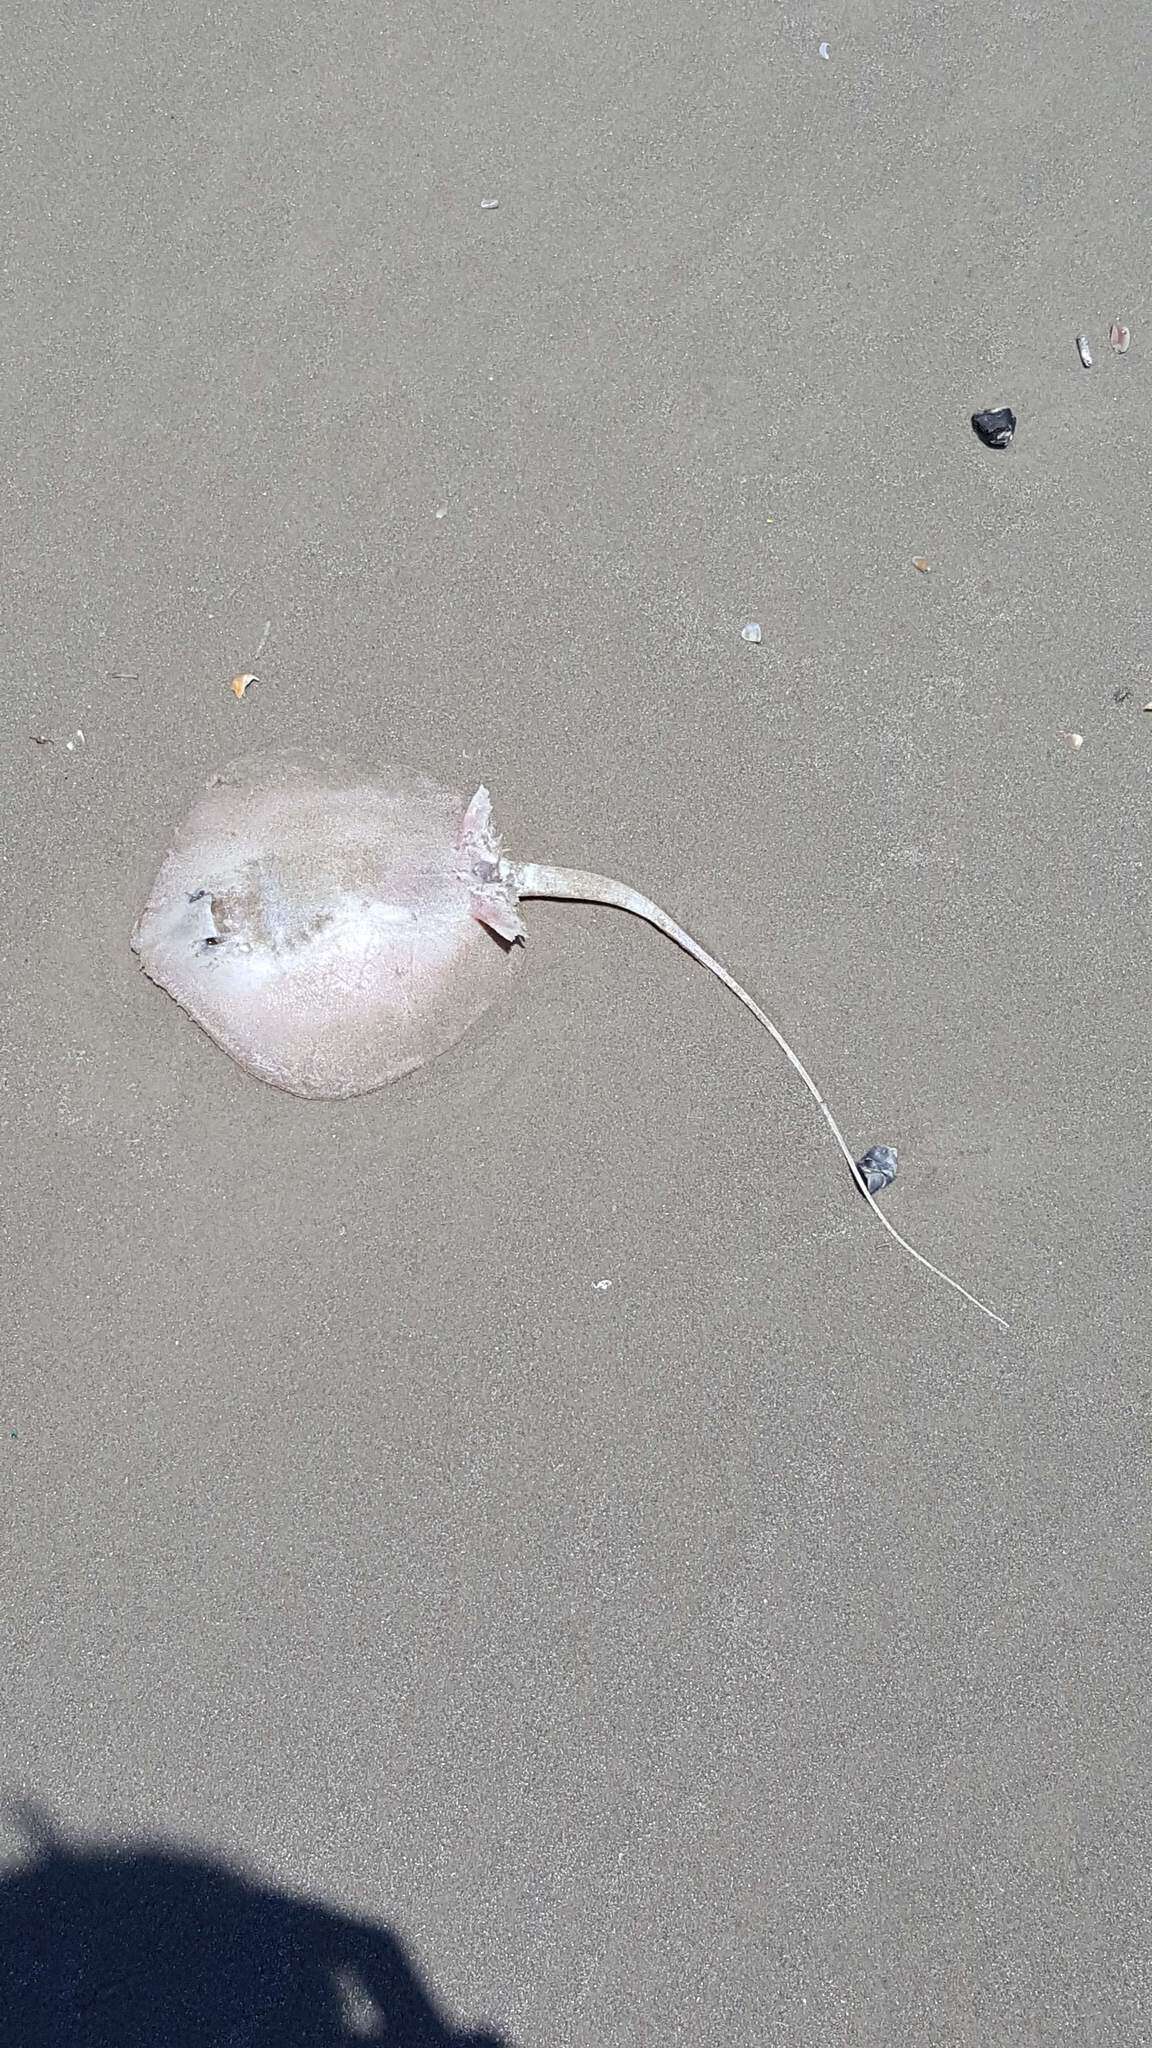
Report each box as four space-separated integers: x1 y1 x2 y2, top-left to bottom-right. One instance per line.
133 748 1006 1329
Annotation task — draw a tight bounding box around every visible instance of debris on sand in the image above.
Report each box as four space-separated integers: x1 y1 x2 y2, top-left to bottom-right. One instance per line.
855 1145 898 1196
971 406 1017 450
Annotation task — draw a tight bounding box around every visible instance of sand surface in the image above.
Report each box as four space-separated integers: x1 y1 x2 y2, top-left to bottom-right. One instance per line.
2 2 1150 2042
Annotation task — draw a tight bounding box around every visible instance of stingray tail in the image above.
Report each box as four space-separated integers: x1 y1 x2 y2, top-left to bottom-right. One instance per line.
508 859 1008 1331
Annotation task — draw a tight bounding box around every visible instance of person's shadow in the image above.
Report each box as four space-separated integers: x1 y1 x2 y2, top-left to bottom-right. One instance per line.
0 1802 512 2048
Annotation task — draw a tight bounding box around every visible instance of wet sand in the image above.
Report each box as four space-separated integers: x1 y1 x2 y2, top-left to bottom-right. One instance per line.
3 2 1149 2041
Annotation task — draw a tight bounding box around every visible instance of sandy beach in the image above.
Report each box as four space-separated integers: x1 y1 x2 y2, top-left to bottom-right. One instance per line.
3 2 1150 2041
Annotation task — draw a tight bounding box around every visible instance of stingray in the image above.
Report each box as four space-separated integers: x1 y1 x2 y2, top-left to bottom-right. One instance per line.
132 748 1007 1329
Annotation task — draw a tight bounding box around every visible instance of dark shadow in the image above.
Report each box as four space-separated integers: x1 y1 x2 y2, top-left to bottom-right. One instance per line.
0 1802 512 2048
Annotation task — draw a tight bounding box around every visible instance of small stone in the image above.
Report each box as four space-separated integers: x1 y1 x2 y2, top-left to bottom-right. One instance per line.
741 622 762 644
971 406 1017 450
855 1145 898 1197
479 198 499 210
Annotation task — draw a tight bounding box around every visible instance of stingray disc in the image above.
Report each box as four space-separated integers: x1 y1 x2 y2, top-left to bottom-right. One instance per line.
132 749 522 1098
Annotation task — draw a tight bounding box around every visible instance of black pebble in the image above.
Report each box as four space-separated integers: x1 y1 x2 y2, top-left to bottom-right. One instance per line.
971 407 1017 450
855 1145 898 1197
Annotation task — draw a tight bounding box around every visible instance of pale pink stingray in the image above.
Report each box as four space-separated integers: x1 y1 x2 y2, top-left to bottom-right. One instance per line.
132 748 1006 1328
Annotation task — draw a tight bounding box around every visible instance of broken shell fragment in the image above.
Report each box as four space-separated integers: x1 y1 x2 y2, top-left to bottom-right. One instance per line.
740 622 763 644
230 674 258 699
1076 334 1093 368
1110 321 1131 354
912 557 930 574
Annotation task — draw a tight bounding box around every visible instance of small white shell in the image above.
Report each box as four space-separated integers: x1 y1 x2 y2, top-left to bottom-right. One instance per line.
741 622 763 644
1076 335 1093 368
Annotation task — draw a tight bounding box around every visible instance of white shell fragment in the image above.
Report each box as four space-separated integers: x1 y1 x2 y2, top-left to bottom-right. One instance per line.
1076 335 1093 368
1110 321 1131 354
741 622 763 643
479 198 500 210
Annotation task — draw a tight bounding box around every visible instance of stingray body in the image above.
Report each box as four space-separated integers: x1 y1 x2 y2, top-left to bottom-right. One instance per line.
133 747 1007 1328
131 750 523 1099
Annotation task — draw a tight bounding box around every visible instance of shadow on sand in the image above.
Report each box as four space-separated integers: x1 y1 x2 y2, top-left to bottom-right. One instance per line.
0 1802 511 2048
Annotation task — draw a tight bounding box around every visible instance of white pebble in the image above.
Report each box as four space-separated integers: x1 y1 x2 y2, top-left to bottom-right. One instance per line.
741 622 763 644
